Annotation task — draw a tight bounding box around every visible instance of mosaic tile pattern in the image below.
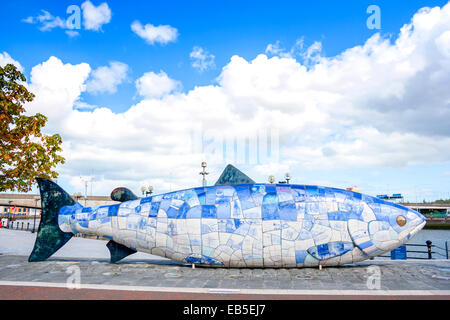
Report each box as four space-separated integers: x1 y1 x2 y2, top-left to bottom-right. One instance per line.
58 184 427 267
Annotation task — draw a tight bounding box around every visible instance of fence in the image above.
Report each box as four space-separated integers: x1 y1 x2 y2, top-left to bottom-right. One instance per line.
0 220 104 240
1 220 37 232
377 241 449 260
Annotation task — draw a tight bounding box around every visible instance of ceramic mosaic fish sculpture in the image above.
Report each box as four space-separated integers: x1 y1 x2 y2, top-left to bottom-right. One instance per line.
29 165 426 267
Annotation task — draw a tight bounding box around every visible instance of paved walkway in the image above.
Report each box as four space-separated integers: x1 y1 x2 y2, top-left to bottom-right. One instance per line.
0 254 449 299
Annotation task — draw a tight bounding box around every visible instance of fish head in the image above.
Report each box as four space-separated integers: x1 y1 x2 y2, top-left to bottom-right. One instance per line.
372 201 426 244
349 195 427 257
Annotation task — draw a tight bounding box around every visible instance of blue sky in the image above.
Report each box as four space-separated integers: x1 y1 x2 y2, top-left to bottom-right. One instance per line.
2 0 447 111
1 0 450 201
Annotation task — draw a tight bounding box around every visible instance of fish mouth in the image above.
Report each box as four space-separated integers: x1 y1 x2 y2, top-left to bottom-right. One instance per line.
410 219 426 237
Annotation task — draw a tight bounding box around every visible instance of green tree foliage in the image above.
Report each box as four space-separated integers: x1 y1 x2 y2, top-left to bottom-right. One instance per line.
435 199 450 204
0 63 65 192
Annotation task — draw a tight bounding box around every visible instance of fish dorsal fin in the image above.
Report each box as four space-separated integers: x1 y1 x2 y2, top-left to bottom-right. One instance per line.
110 187 138 202
106 240 137 263
214 164 255 186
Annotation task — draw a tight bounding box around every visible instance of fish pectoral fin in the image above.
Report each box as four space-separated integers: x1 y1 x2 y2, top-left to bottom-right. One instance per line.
214 164 255 186
106 240 137 263
307 241 354 261
110 187 139 202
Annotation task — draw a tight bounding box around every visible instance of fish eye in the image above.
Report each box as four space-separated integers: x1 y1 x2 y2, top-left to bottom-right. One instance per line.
396 215 407 226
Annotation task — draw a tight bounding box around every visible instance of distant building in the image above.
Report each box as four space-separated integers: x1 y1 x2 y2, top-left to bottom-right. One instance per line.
376 193 404 204
0 193 118 218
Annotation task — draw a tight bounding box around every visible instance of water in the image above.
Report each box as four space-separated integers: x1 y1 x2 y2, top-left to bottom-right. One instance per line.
405 229 450 259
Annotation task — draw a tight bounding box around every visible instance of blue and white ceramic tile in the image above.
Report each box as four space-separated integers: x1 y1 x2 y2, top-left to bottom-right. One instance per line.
58 184 426 267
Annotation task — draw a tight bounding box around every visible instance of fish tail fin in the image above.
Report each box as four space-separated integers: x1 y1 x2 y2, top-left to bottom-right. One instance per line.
28 178 76 262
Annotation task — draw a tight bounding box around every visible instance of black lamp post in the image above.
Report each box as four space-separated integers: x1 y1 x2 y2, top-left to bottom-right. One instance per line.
285 173 291 184
7 200 13 222
32 196 40 233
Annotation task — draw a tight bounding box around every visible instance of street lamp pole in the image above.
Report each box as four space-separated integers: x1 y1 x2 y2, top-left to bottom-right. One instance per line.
7 200 12 223
200 162 209 187
32 196 40 233
285 173 291 184
84 180 88 206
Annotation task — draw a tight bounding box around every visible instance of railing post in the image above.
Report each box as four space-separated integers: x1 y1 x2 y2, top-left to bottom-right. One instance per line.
426 240 432 259
446 241 449 260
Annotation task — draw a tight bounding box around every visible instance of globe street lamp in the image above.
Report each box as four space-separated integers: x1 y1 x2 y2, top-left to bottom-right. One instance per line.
285 173 291 184
73 192 83 203
200 162 209 187
141 186 154 197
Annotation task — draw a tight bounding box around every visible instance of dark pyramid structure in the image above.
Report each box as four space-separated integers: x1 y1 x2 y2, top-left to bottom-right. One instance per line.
214 164 255 186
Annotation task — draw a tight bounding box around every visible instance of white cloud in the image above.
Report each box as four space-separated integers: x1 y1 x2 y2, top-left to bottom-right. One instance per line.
22 10 66 32
190 46 215 72
25 56 91 127
265 41 287 56
131 21 178 45
74 101 97 110
0 52 24 72
265 38 322 64
135 71 181 99
65 30 80 38
12 2 450 195
22 2 111 35
81 1 112 31
86 61 129 94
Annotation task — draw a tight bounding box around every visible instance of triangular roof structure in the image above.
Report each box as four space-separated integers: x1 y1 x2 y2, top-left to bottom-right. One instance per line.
214 164 255 186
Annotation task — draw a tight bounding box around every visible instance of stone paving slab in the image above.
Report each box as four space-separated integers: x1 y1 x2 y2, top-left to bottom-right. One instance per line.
0 254 449 292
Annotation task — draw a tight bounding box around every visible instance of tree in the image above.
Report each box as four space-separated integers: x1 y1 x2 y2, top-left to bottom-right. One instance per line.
0 63 65 192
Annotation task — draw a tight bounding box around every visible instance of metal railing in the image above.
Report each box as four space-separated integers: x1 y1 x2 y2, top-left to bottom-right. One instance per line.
1 220 36 232
377 240 449 260
0 221 104 240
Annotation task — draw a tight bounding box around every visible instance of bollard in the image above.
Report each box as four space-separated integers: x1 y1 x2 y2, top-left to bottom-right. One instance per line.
27 223 29 231
446 241 449 260
21 222 24 230
426 240 432 259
